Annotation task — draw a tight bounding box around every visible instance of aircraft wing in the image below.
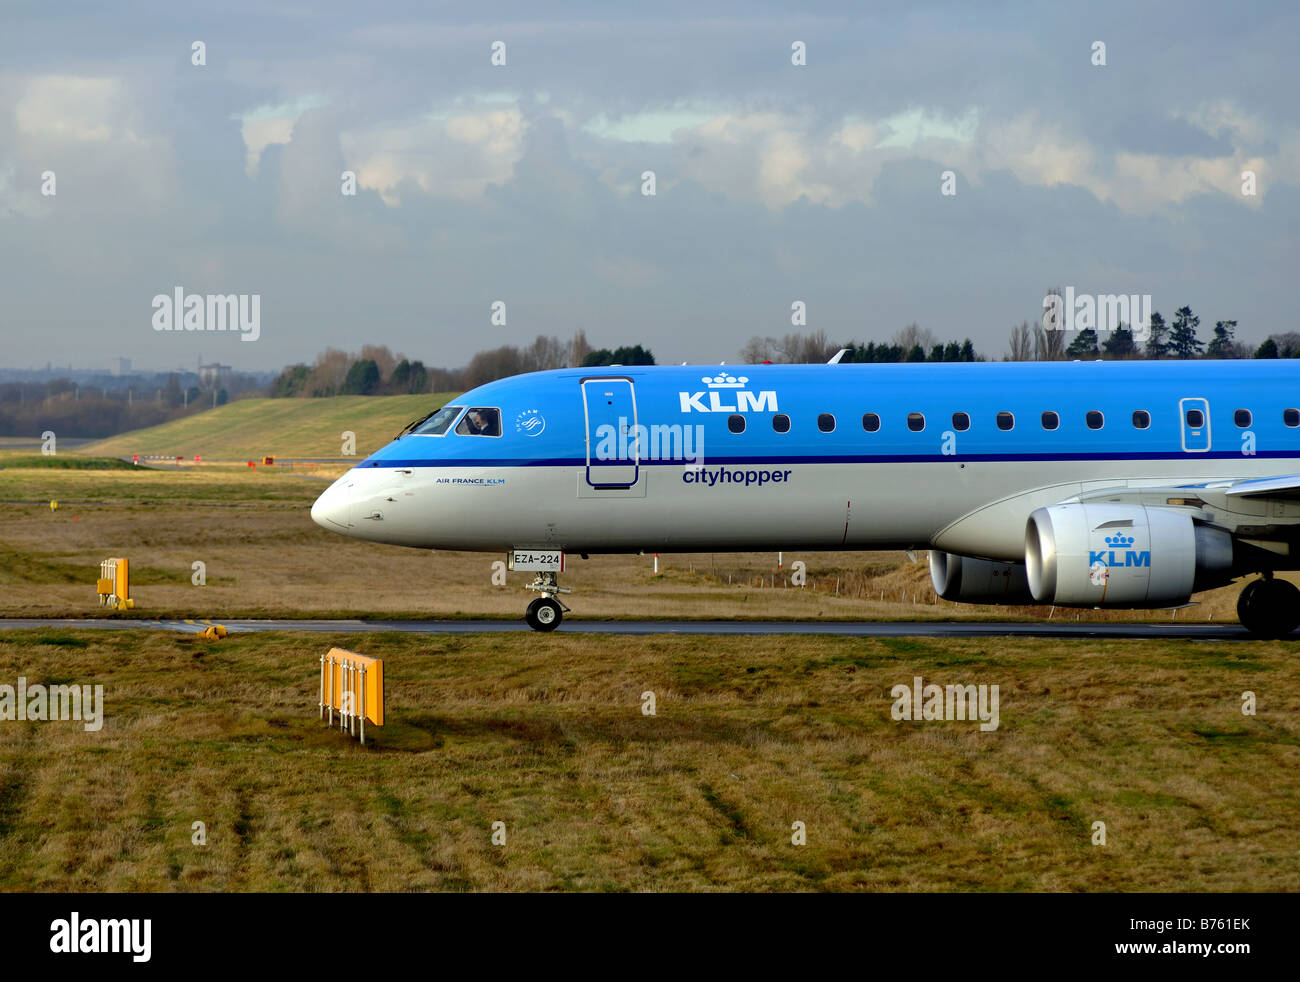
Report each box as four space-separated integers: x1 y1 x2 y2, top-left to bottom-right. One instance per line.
1220 474 1300 500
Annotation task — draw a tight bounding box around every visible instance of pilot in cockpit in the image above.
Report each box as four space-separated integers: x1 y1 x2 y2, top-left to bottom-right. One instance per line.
460 408 501 436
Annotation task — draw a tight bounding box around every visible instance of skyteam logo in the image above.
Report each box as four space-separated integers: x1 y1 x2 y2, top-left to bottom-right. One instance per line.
1089 532 1151 568
679 373 778 414
514 409 546 436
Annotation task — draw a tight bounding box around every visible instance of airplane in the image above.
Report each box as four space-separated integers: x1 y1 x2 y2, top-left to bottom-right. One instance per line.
311 359 1300 636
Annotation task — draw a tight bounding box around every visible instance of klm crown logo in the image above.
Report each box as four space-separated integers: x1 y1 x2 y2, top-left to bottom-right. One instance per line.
1104 533 1135 548
704 373 748 389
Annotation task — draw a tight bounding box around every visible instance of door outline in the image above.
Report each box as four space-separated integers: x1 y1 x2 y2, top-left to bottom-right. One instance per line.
581 376 639 488
1179 397 1211 453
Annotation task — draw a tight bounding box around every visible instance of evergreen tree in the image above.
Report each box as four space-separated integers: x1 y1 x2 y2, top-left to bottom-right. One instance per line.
1102 324 1136 359
1066 328 1099 358
1256 338 1279 359
1145 311 1169 359
342 359 380 395
1168 305 1203 358
1206 320 1237 358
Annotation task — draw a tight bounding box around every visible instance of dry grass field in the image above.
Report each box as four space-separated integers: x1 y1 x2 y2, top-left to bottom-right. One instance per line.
0 628 1294 892
0 453 1281 623
1 452 1297 893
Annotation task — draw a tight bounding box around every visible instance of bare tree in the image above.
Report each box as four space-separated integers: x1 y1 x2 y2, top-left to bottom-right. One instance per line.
740 336 780 363
1007 321 1034 361
358 344 399 381
523 334 567 372
306 347 351 395
1033 323 1066 361
464 345 526 388
892 323 937 354
569 329 592 367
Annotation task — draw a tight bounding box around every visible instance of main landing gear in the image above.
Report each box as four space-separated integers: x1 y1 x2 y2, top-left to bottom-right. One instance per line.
1237 574 1300 639
524 571 571 632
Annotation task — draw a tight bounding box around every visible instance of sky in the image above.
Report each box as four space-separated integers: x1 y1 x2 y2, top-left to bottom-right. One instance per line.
0 0 1297 373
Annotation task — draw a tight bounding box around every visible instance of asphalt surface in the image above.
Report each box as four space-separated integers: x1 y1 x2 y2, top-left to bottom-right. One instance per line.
0 617 1265 640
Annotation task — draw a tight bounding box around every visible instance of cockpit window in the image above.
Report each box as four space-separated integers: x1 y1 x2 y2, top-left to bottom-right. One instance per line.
410 405 463 436
455 407 502 437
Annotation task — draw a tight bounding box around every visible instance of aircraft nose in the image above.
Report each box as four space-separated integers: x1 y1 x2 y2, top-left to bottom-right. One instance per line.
311 478 353 531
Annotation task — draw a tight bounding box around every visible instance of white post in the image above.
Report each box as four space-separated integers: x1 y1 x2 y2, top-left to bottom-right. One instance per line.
319 654 325 720
327 655 334 726
359 665 367 746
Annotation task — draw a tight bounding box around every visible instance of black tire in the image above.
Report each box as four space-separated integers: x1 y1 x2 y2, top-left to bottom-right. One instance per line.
525 597 563 632
1237 578 1300 639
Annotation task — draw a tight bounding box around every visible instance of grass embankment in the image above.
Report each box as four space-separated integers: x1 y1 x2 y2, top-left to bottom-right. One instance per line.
81 393 460 461
0 629 1294 891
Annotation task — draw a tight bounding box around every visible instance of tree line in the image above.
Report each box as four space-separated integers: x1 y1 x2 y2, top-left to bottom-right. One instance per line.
0 372 260 439
269 333 656 398
740 326 980 364
1007 293 1293 361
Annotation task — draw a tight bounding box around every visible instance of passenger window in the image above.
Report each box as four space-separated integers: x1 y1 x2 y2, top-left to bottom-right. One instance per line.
728 414 746 434
1041 411 1059 431
1286 408 1300 427
1234 409 1252 427
1185 408 1204 428
907 413 925 432
772 414 791 433
951 412 970 431
862 413 881 432
817 413 836 433
996 411 1014 431
1132 410 1151 429
1086 411 1104 430
455 407 501 436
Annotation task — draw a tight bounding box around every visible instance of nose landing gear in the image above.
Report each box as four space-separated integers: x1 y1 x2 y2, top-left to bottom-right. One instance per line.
1237 574 1300 639
524 571 571 632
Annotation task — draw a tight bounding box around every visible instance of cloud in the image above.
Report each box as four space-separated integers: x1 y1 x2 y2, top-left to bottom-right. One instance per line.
237 96 328 176
14 75 124 142
340 104 526 205
0 73 178 220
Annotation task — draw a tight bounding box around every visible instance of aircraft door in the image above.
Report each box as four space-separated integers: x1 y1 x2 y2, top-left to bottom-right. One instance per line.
582 377 639 488
1179 397 1211 452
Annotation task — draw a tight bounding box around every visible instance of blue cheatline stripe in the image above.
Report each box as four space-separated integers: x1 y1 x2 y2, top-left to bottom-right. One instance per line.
358 449 1300 469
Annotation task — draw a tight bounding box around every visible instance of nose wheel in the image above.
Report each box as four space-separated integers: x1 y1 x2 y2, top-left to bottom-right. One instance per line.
526 597 564 631
1237 575 1300 638
524 571 570 632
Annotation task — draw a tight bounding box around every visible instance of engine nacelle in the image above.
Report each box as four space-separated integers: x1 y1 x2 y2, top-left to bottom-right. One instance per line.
929 551 1035 604
1025 503 1234 608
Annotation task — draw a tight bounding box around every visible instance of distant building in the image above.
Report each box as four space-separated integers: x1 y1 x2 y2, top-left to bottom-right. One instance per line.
111 357 132 376
198 362 232 388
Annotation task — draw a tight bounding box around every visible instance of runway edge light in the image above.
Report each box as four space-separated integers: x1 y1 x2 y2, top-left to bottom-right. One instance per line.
320 647 384 745
96 557 134 610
